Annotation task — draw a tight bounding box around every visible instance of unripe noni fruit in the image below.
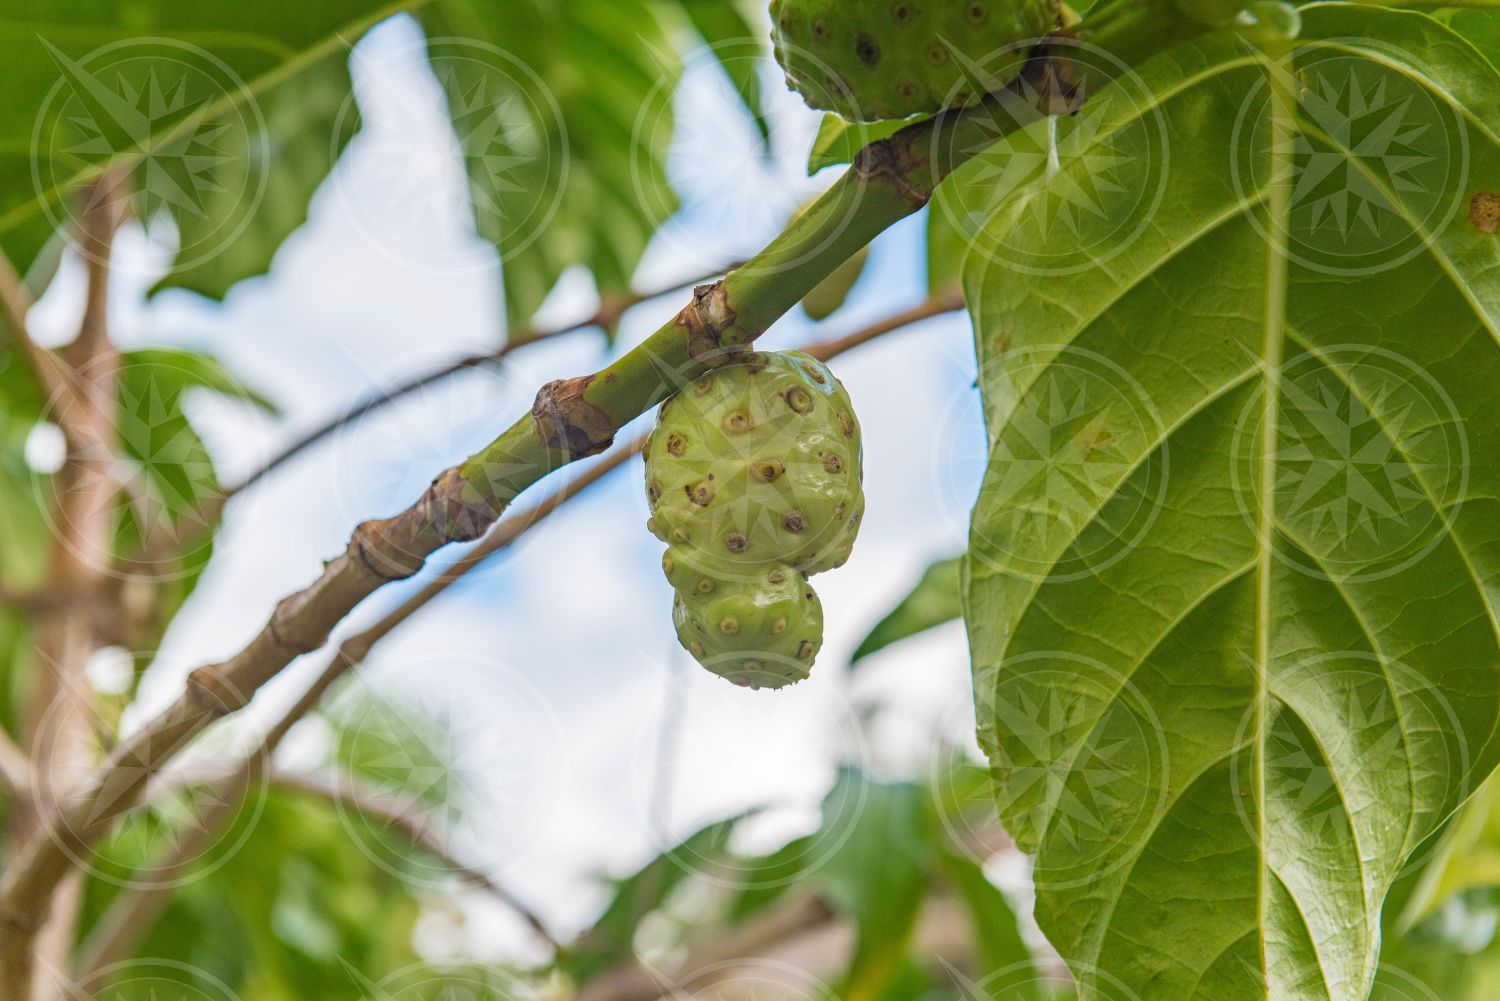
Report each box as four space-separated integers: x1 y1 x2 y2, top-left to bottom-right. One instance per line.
672 565 824 690
645 350 864 582
770 0 1059 122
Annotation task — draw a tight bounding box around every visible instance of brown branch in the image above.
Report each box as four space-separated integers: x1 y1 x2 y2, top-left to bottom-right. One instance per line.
0 81 1016 981
220 262 743 501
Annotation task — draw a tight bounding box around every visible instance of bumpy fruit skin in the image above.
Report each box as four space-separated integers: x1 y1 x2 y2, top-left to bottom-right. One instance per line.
647 350 863 688
671 566 824 690
770 0 1059 122
645 350 864 581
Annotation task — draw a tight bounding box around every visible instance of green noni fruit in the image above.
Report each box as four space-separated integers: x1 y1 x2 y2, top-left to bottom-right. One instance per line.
770 0 1060 122
646 350 863 687
670 564 824 690
645 350 864 580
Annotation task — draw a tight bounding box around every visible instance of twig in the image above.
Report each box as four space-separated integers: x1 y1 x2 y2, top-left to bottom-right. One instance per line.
220 262 743 501
268 770 563 950
0 73 1038 983
69 294 963 982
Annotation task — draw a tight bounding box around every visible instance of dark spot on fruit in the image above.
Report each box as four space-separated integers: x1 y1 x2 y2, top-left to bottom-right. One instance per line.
1471 192 1500 235
899 80 919 99
743 659 765 673
686 480 715 506
768 568 787 584
689 640 705 658
837 411 856 436
855 33 880 67
666 432 687 456
796 640 816 660
805 591 814 601
662 554 675 574
695 376 714 395
726 532 748 553
771 617 788 634
823 454 844 474
784 387 815 414
719 617 740 635
892 2 914 24
783 511 807 533
927 42 948 65
812 17 831 41
799 361 827 384
696 577 714 594
722 410 754 435
751 459 784 483
834 502 846 519
648 480 662 503
968 1 989 23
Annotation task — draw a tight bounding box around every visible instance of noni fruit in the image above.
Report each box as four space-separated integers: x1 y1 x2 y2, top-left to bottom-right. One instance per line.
645 350 864 581
646 350 863 687
770 0 1060 122
670 564 824 690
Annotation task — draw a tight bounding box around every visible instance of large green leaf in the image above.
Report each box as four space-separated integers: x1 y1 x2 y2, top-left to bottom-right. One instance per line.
419 0 680 336
0 1 396 280
962 6 1500 998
